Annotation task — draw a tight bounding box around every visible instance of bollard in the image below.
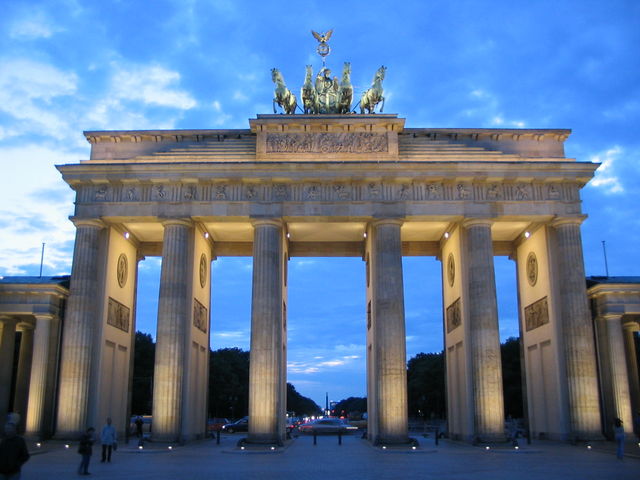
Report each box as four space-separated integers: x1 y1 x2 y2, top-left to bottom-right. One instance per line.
435 427 439 446
313 432 317 445
216 429 221 445
338 432 342 445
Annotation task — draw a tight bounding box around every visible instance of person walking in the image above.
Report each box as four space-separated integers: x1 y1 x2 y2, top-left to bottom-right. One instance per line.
614 417 625 460
0 422 30 480
77 427 95 476
100 418 117 463
135 416 144 439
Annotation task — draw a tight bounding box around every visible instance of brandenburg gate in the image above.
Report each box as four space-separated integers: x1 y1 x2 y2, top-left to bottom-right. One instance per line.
44 109 612 445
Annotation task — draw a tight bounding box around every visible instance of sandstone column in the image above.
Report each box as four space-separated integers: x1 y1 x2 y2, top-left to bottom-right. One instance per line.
56 219 104 437
370 219 408 444
13 324 34 429
152 219 192 441
602 314 632 428
622 324 640 418
551 218 601 438
463 219 505 441
26 315 53 437
0 317 18 422
248 219 284 444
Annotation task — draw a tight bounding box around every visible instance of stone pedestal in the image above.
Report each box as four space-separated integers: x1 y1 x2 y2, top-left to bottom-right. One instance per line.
622 325 640 418
152 219 192 441
463 219 505 441
13 325 34 429
0 317 18 422
56 219 104 437
369 219 409 444
248 219 285 444
551 218 601 439
26 315 53 437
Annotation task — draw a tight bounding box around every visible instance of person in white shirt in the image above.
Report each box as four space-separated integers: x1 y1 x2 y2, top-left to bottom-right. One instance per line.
100 417 117 463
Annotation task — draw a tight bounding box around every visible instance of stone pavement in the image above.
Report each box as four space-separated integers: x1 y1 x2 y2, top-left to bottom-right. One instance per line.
21 434 640 479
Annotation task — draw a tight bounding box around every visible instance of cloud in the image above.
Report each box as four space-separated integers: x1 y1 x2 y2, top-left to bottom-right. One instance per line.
8 10 63 39
0 58 77 139
0 145 77 275
588 146 624 194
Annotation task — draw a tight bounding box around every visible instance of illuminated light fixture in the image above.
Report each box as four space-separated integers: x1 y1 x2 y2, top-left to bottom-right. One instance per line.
524 231 530 238
485 446 490 451
411 446 417 450
124 232 130 239
587 445 592 450
444 232 450 239
36 443 41 448
270 446 275 451
240 446 245 450
286 233 290 239
382 446 386 450
204 232 209 239
168 446 173 450
363 233 367 238
138 445 143 450
65 444 70 449
514 446 519 450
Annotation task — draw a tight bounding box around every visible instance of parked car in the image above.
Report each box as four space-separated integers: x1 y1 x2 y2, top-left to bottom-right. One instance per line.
207 418 230 435
297 417 358 434
221 416 249 433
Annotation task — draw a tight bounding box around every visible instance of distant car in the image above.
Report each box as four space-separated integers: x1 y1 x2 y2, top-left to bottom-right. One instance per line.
297 418 358 434
221 417 249 433
207 418 230 435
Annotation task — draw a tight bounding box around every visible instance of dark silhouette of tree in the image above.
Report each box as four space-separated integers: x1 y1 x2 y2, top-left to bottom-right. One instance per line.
501 337 523 418
287 383 322 417
131 332 155 415
208 348 250 420
407 352 446 419
332 396 367 419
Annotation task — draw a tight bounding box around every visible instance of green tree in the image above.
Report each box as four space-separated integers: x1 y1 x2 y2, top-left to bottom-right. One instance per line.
407 352 446 419
131 332 155 415
208 348 250 420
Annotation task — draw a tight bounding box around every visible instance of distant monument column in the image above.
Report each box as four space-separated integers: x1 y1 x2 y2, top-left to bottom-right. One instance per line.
369 219 409 444
26 314 54 437
248 219 285 444
622 323 640 417
0 316 18 422
56 219 104 437
463 219 505 441
550 218 601 438
152 219 192 441
13 324 34 429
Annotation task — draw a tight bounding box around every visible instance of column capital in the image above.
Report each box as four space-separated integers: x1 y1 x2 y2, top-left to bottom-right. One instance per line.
622 320 639 332
601 313 623 322
16 322 35 331
70 217 105 229
549 215 587 228
160 218 193 228
251 218 283 228
0 316 18 327
461 217 494 229
371 218 404 228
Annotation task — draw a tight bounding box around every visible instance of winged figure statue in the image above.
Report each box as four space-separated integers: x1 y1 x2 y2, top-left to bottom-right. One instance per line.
311 29 333 43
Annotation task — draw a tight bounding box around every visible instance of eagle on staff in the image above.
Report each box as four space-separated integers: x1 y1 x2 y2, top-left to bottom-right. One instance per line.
311 29 333 61
311 29 333 44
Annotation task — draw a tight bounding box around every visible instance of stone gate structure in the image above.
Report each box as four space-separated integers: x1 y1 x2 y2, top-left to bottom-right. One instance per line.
2 113 638 445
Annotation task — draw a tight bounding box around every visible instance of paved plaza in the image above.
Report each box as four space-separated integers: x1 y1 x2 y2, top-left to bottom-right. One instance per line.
20 434 640 479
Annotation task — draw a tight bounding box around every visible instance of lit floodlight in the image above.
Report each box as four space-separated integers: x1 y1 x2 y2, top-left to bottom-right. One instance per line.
124 232 130 239
444 232 450 239
524 231 530 238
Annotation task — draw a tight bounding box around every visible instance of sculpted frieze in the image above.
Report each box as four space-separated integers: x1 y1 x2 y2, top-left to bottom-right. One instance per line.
486 184 503 200
193 298 208 334
152 184 169 201
107 297 130 333
332 183 351 200
525 296 549 332
426 183 443 200
265 132 388 154
446 297 461 333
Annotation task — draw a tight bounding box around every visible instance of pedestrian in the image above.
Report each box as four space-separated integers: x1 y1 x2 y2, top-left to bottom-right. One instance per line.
614 417 625 460
633 411 640 442
135 416 144 439
100 417 117 463
0 422 30 480
77 427 95 476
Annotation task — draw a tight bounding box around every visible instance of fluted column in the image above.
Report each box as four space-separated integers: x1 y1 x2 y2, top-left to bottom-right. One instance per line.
26 315 53 437
551 218 601 438
248 219 284 444
0 317 18 423
463 219 505 441
56 219 104 437
371 219 408 444
622 325 640 418
13 324 34 429
152 219 192 441
602 314 633 429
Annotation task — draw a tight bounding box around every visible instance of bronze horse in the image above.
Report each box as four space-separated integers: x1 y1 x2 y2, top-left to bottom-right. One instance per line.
272 68 297 114
337 62 353 114
301 65 318 114
360 65 386 114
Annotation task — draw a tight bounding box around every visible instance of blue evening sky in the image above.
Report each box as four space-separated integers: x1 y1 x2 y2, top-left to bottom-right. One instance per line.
1 1 639 407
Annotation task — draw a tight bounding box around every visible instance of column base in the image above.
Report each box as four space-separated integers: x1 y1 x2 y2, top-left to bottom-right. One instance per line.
372 435 417 446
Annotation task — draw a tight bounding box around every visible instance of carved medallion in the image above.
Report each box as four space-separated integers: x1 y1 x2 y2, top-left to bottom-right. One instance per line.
447 253 455 287
199 253 207 288
526 252 538 287
117 253 128 288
